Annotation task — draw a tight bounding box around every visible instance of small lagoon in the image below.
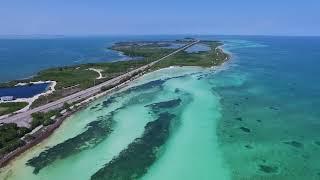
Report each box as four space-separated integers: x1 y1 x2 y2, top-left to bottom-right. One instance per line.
185 43 211 53
162 43 186 49
0 83 50 98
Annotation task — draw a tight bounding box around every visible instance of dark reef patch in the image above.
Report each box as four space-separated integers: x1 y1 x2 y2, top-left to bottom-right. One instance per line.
90 105 99 110
240 127 251 133
127 79 166 93
102 96 117 108
314 141 320 146
235 117 243 121
145 98 181 112
91 112 175 180
96 97 117 111
26 113 115 174
258 164 279 174
283 141 303 148
269 106 279 111
301 154 310 160
244 144 253 149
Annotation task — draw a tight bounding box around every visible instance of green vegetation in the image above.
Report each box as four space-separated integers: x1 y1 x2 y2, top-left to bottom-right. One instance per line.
31 102 74 129
152 41 229 70
0 123 30 157
31 110 60 129
0 102 28 116
30 59 156 108
33 67 97 89
110 40 229 72
0 104 72 157
111 42 175 61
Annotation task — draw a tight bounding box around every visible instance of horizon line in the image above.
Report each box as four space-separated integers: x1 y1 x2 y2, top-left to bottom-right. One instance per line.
0 33 319 38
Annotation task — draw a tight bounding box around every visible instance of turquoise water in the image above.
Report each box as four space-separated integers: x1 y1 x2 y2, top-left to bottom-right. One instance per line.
0 36 320 180
214 37 320 179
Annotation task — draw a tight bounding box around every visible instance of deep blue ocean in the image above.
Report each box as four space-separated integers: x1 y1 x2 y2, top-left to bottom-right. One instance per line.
0 35 186 82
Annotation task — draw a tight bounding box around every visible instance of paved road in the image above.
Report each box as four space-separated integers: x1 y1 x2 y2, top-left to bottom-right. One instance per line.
0 40 199 127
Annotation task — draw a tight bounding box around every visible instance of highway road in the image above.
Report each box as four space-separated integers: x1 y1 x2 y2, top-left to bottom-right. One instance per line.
0 40 199 127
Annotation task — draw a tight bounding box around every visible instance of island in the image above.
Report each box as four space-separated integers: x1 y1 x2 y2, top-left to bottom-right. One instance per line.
0 38 230 167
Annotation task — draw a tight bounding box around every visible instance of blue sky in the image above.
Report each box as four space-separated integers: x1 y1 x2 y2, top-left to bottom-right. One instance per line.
0 0 319 36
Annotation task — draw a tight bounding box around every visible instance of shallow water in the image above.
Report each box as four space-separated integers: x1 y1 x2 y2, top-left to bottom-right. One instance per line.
1 36 320 180
214 37 320 180
141 74 229 180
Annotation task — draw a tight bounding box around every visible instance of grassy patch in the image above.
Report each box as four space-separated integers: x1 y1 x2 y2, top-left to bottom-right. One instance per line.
151 40 229 70
30 59 156 108
111 42 174 61
0 123 30 157
0 102 28 116
30 109 65 129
